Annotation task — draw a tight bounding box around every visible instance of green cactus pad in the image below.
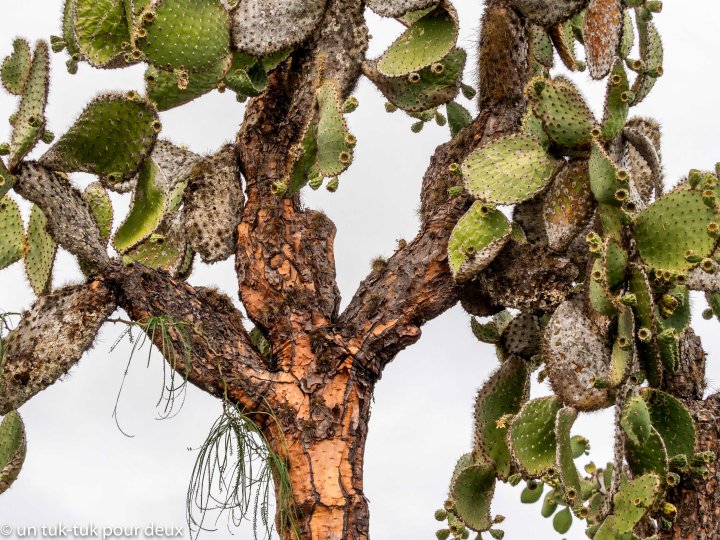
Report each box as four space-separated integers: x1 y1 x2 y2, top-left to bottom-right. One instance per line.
640 388 695 462
552 507 572 534
583 0 622 80
0 161 16 203
612 473 661 533
620 395 652 446
315 81 354 178
224 54 268 98
542 298 612 411
472 356 529 479
543 159 594 253
450 458 496 532
9 41 49 170
113 158 166 253
658 285 690 333
136 0 230 73
605 239 628 288
609 306 634 387
528 77 596 150
145 55 229 111
462 134 560 205
528 25 554 69
286 122 319 196
593 516 635 540
364 49 466 113
40 93 159 183
24 205 57 295
446 101 472 138
602 60 630 140
0 411 26 495
549 20 578 72
125 230 186 273
631 18 663 106
619 10 634 59
634 188 717 274
74 0 134 68
62 0 82 60
0 195 24 271
589 139 627 206
521 109 550 149
81 182 113 242
628 264 663 386
540 489 559 518
657 328 679 373
376 5 458 77
625 424 668 480
1 39 32 96
448 202 511 283
589 258 619 316
555 407 582 508
508 396 562 478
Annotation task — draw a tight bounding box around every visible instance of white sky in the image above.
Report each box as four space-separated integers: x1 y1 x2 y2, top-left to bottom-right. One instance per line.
1 2 719 540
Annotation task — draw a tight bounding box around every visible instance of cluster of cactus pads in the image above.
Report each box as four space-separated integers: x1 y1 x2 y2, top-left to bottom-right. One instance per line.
441 0 720 538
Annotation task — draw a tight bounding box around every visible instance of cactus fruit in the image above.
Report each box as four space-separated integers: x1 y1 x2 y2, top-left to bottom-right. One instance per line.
446 101 472 138
376 5 458 77
540 489 559 517
625 424 668 480
472 356 529 478
183 145 244 263
315 81 355 178
461 134 560 206
601 60 630 140
640 388 695 462
543 159 594 253
363 49 466 114
508 396 562 477
542 298 612 411
365 0 439 18
448 202 512 283
555 407 582 508
552 507 572 534
0 411 26 495
74 0 135 68
583 0 622 80
528 77 595 150
589 139 627 206
136 0 230 74
0 195 24 271
24 205 57 295
0 282 116 414
634 187 718 273
449 455 496 532
8 41 50 170
81 182 113 242
1 39 32 96
231 0 324 57
620 395 652 446
40 93 159 184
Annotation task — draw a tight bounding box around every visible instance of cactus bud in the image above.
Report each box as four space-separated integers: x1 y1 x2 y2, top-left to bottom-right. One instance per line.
435 111 447 127
584 462 596 474
411 120 424 133
489 530 505 540
508 474 522 487
443 499 454 511
408 72 421 84
435 529 450 540
384 102 397 113
0 143 9 155
434 509 448 521
461 83 477 100
40 130 55 144
50 35 66 53
326 176 340 193
271 181 288 196
576 60 586 72
620 293 637 307
447 186 463 198
448 162 462 175
707 222 719 237
702 308 714 320
342 96 359 113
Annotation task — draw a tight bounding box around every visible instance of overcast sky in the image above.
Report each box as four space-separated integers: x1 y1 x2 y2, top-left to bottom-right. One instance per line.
1 2 719 540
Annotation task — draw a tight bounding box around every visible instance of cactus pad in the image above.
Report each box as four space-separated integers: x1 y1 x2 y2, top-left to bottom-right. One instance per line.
543 159 594 253
125 224 187 274
364 48 466 113
40 93 159 184
183 145 244 263
24 205 56 295
81 182 113 242
9 41 49 170
0 161 15 201
136 0 230 74
611 473 661 533
632 18 663 106
1 39 32 96
366 0 439 18
448 202 511 283
74 0 134 68
528 77 595 150
461 134 560 205
224 53 269 98
609 306 634 387
555 407 582 507
640 388 695 461
634 188 717 273
0 411 26 495
376 5 458 77
472 356 529 478
625 424 668 480
508 396 562 478
602 60 630 140
145 56 229 111
0 195 24 272
542 298 612 411
498 313 541 359
622 120 662 204
315 82 355 177
589 139 627 206
620 395 652 446
628 264 663 386
583 0 622 80
549 20 578 72
231 0 325 57
619 10 634 59
449 457 496 532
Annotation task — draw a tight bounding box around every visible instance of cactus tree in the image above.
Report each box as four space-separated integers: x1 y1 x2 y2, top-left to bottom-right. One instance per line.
1 0 720 539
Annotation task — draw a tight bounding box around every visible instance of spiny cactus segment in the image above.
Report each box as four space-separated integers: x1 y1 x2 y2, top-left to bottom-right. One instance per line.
1 39 32 96
8 41 50 170
81 182 114 242
620 394 652 446
639 388 695 463
448 202 511 283
40 92 160 185
446 101 472 138
145 58 228 111
314 81 355 178
555 407 583 508
603 474 661 534
461 134 561 205
601 60 631 140
74 0 135 68
549 19 581 72
622 117 662 204
583 0 623 80
543 161 594 254
24 205 57 295
0 411 26 495
365 0 439 19
376 4 458 77
631 15 663 105
609 306 635 388
472 356 529 478
448 455 496 532
508 396 562 478
0 195 24 271
625 423 668 481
